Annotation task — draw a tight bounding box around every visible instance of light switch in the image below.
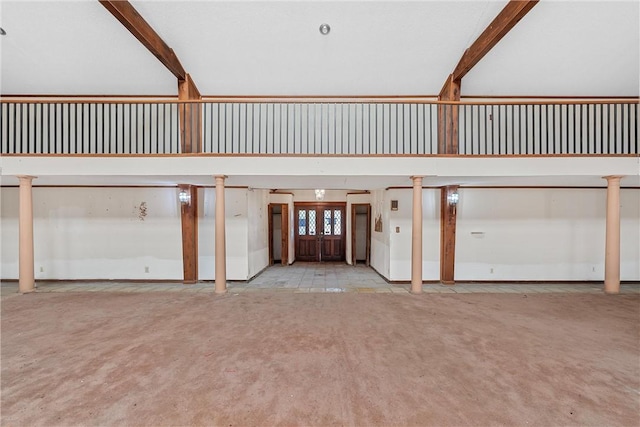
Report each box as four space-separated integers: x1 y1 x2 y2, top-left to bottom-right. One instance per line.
395 226 400 233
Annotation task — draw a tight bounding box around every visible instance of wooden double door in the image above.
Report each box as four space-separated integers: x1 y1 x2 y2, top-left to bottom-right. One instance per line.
295 203 346 262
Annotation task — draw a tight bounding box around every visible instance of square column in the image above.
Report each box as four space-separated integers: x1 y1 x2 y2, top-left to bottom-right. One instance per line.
215 175 227 294
603 175 623 294
18 175 36 294
411 176 424 294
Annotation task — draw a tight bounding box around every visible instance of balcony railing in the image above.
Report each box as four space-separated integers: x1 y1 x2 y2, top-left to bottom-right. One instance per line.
1 98 637 156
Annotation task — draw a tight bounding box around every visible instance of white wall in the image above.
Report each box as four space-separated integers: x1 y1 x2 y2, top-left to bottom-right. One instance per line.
247 189 269 278
369 189 390 279
387 188 441 281
3 185 637 283
456 188 640 281
1 187 183 280
198 187 249 281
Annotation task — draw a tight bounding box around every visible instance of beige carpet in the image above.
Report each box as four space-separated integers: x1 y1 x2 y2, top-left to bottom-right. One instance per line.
2 292 638 426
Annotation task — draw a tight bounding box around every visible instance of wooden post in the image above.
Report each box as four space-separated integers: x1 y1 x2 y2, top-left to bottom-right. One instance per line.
18 175 36 294
215 175 227 294
440 186 459 284
178 74 202 153
604 176 623 294
411 176 424 294
437 75 461 154
179 185 198 284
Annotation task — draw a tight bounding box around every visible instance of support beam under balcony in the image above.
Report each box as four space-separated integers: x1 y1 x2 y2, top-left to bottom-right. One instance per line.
18 175 36 294
440 185 458 285
180 185 198 284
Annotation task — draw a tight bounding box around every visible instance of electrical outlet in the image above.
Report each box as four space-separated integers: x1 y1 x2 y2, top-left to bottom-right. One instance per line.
490 268 494 274
144 266 149 273
39 266 44 272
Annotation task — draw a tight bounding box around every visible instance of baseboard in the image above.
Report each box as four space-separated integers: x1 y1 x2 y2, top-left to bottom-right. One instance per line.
1 279 184 284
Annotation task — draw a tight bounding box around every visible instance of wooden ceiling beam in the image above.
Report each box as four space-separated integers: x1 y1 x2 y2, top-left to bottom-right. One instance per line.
451 0 539 82
99 0 187 81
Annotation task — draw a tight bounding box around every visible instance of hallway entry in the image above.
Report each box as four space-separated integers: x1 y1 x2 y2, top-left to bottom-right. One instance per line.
295 203 346 262
268 204 289 265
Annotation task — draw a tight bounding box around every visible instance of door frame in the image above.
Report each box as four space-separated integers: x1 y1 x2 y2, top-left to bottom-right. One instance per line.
268 203 289 265
294 202 347 262
351 203 371 266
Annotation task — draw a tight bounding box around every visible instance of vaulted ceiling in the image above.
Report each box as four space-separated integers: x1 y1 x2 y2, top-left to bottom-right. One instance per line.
1 0 638 97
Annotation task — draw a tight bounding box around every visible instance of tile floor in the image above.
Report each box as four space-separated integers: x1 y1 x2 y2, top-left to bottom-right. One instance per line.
1 263 638 296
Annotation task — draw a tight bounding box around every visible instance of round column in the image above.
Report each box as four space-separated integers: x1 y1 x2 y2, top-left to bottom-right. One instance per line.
18 175 36 294
604 175 623 294
411 176 423 294
214 175 227 294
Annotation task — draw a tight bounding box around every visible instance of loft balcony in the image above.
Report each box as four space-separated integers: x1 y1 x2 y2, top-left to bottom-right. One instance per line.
2 97 637 157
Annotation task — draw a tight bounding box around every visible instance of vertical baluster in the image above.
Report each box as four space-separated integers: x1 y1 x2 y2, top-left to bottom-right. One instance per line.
509 104 514 155
635 103 638 153
306 103 311 154
613 103 618 154
627 103 632 154
586 104 591 154
20 104 31 153
284 102 288 154
605 103 610 154
26 103 31 153
599 103 604 154
11 104 16 153
38 103 43 154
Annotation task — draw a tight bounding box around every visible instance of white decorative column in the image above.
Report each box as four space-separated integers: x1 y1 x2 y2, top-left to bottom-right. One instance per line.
214 175 227 294
411 176 423 294
18 175 36 294
604 175 623 294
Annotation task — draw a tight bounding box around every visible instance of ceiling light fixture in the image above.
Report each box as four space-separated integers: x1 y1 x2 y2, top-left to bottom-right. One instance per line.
319 23 330 35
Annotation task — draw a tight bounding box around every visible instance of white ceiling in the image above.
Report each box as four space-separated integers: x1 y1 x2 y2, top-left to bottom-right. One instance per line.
1 0 638 97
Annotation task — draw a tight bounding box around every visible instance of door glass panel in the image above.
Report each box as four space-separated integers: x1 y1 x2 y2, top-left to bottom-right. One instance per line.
334 209 341 235
298 210 306 235
324 209 332 235
308 210 316 235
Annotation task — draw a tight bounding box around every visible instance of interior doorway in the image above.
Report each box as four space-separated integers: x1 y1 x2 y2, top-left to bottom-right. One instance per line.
351 204 371 265
294 203 346 262
268 203 289 265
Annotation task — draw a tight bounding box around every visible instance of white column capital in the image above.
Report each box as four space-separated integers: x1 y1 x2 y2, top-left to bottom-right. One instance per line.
603 175 624 183
214 174 227 181
17 175 37 182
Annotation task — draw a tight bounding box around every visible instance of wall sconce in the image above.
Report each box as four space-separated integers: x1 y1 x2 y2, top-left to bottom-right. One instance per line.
448 191 459 205
315 189 325 201
179 188 191 205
